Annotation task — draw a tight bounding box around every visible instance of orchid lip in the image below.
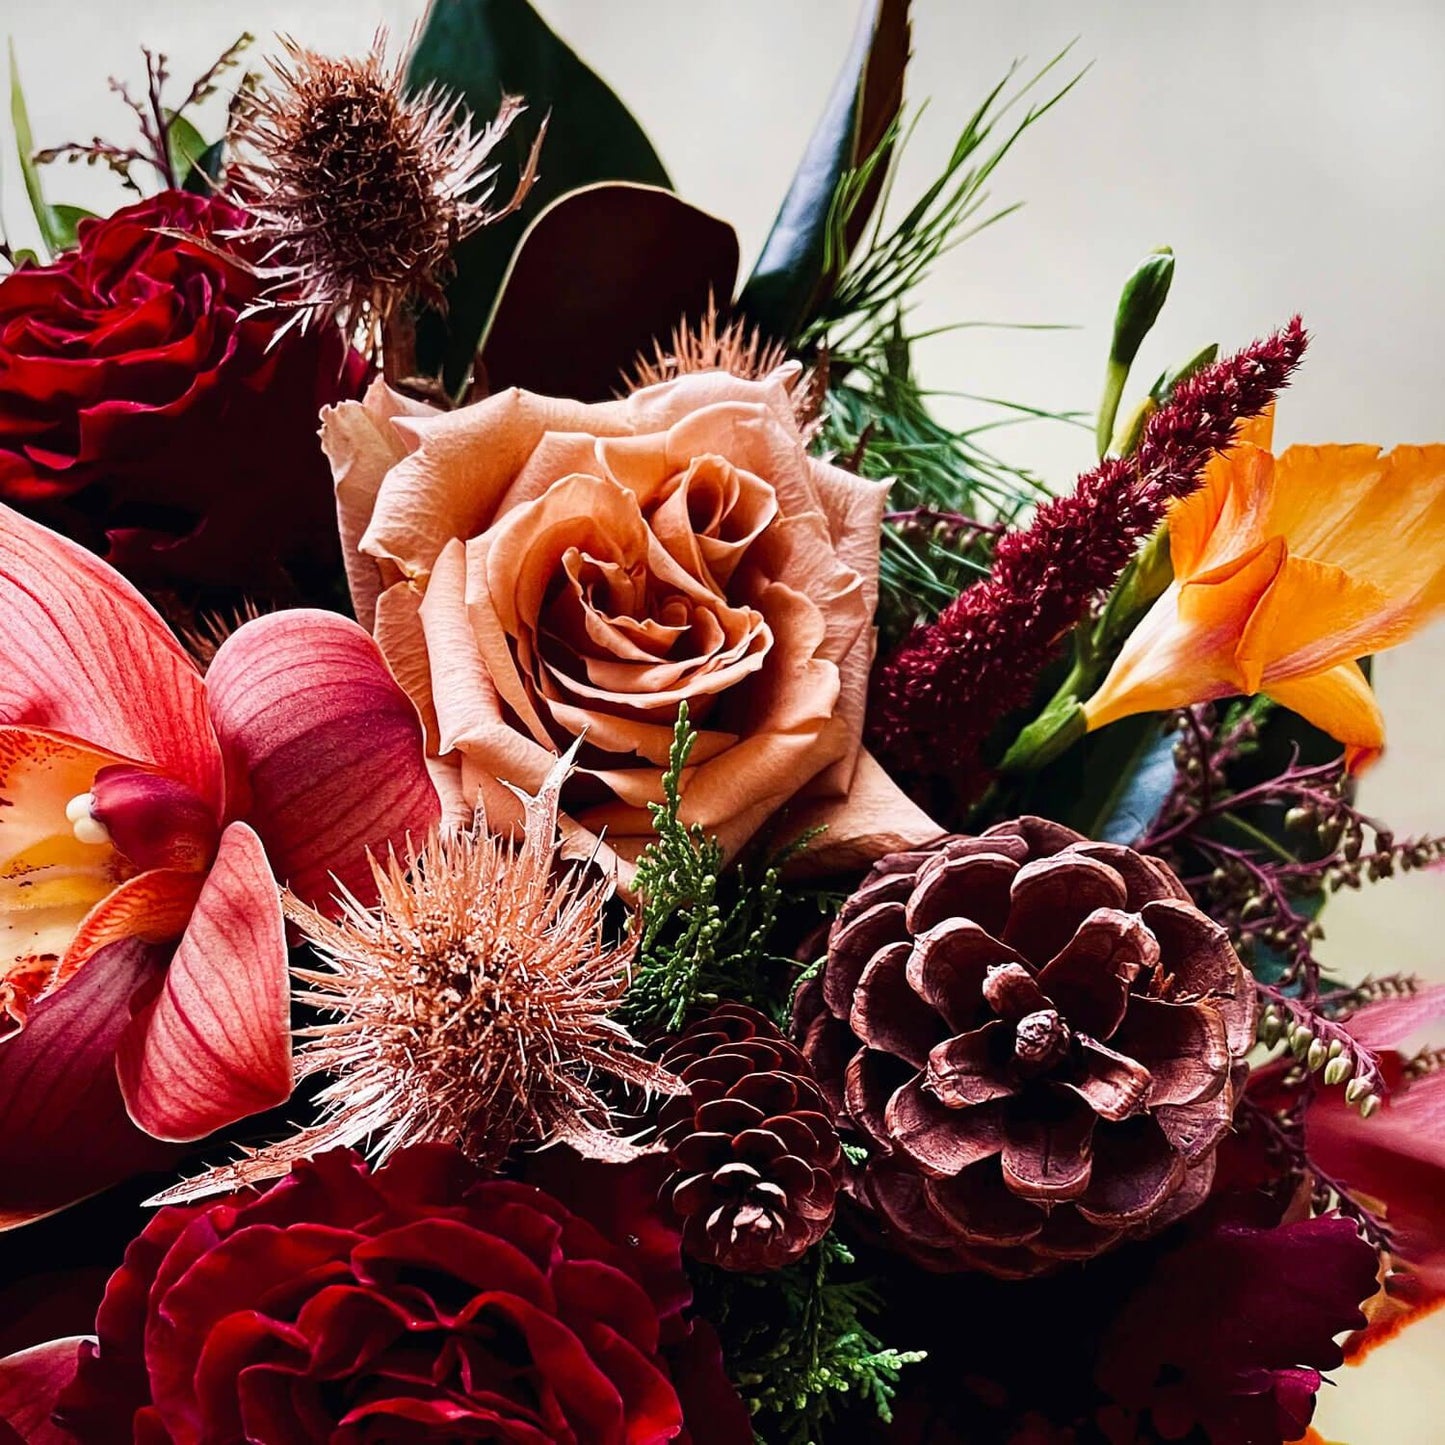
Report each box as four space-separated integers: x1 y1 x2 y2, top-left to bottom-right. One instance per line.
88 766 222 875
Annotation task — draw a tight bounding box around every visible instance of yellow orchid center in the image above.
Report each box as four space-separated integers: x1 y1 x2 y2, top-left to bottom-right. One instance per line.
1 733 219 1038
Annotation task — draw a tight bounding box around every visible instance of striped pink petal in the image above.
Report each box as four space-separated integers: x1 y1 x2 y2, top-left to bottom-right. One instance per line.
205 608 440 910
115 823 291 1142
0 505 223 809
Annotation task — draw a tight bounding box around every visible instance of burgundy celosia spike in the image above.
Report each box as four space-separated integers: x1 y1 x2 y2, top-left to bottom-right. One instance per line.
867 317 1308 815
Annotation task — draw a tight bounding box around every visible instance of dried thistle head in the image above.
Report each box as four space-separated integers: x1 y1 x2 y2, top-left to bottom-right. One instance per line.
627 301 790 392
176 599 265 673
229 32 543 356
626 301 823 436
152 751 677 1205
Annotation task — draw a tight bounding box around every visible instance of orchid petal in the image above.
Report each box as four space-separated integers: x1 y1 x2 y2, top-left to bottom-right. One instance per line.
115 823 291 1143
0 506 222 807
0 1338 87 1445
0 939 173 1230
205 609 439 910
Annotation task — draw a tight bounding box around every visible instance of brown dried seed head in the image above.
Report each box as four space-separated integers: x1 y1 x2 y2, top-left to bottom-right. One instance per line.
229 32 543 351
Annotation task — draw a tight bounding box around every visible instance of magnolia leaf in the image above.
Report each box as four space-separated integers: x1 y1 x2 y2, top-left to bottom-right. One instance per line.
1094 721 1177 845
404 0 672 392
48 204 96 251
182 139 226 195
738 0 911 342
164 110 208 184
480 182 739 401
8 41 67 257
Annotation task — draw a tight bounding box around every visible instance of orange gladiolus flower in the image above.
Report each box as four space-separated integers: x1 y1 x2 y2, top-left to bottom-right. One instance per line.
1083 413 1445 767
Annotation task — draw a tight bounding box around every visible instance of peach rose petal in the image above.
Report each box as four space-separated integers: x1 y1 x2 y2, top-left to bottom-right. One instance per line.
423 539 559 789
321 379 438 630
360 389 632 584
782 749 947 876
374 582 442 752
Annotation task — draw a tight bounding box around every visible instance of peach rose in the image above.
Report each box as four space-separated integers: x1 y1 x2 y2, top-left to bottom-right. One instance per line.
321 366 939 874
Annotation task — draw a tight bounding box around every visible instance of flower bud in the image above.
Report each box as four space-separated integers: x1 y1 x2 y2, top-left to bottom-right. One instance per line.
1096 246 1175 456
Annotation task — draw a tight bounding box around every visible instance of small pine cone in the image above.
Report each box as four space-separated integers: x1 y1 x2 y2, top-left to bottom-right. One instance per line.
656 1004 843 1271
794 818 1256 1278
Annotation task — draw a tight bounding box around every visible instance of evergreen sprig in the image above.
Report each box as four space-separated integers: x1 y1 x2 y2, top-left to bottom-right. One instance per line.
809 54 1089 644
807 53 1082 359
819 318 1070 645
702 1236 925 1445
623 705 817 1035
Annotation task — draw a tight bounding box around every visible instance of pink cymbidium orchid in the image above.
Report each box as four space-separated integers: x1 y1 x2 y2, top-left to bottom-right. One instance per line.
0 504 439 1227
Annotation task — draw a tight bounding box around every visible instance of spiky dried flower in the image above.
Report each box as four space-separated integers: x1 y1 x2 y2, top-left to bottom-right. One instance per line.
228 32 543 361
152 751 679 1205
628 303 790 392
627 302 825 439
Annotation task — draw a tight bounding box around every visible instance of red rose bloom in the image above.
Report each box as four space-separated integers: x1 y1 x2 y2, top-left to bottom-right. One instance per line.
46 1147 748 1444
0 191 366 600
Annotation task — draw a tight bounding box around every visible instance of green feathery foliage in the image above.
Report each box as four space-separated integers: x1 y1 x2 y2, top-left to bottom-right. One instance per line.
810 56 1089 646
701 1235 925 1445
623 705 818 1035
807 52 1082 360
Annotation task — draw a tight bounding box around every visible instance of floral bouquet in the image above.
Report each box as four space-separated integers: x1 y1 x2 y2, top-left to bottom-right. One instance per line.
1 4 1442 1443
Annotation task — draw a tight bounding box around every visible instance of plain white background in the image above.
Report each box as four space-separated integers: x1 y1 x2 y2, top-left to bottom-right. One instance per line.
5 2 1444 1437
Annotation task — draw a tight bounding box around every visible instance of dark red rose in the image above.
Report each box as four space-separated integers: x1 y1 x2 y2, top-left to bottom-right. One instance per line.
40 1146 747 1444
0 191 366 601
1094 1202 1379 1445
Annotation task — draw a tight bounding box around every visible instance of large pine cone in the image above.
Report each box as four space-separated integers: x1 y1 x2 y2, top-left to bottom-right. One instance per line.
793 818 1255 1277
656 1004 842 1271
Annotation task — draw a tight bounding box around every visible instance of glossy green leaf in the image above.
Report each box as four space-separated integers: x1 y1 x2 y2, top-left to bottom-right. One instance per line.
164 111 210 188
8 40 67 257
480 182 739 401
48 203 96 250
182 139 226 195
738 0 911 342
404 0 671 392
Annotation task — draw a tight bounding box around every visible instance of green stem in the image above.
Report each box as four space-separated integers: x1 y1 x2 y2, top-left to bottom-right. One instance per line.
1220 810 1298 865
1095 358 1129 458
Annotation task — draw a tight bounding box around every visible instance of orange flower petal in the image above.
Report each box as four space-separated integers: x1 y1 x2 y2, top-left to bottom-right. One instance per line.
1169 444 1275 582
59 867 204 987
1266 444 1445 609
1265 661 1384 772
1237 551 1396 692
1084 540 1286 731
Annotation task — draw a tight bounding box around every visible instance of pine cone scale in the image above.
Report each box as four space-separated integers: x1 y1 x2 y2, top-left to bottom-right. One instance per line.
825 901 908 1016
905 919 1017 1029
1000 853 1130 965
1112 997 1230 1105
1034 908 1158 1036
1068 1037 1153 1120
999 1090 1095 1199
